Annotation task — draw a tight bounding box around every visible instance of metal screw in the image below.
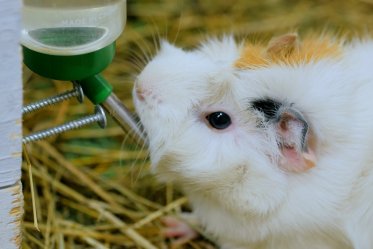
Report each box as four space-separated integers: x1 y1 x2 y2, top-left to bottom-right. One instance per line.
22 84 84 115
23 105 107 144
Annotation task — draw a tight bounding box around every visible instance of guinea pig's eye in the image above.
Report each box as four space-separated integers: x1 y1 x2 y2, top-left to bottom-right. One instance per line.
206 112 231 130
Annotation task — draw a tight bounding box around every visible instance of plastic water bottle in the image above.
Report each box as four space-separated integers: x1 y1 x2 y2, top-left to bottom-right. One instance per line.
21 0 126 55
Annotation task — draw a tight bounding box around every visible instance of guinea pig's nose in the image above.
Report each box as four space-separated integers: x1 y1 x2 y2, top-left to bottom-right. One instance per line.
135 84 161 104
135 86 147 101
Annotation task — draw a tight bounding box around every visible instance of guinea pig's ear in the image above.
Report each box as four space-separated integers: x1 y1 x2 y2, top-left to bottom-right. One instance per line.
275 107 317 173
266 33 299 58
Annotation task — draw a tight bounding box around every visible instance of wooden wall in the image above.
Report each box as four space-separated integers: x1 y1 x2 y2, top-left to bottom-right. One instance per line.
0 0 23 248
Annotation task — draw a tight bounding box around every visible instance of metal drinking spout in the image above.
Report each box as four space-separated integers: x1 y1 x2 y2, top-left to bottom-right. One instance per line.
76 74 147 147
102 93 147 146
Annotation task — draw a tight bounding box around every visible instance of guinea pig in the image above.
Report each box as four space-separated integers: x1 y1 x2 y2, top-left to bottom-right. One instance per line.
132 33 373 249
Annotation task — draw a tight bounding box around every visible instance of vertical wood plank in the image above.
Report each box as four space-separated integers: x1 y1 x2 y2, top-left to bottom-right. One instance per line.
0 0 23 248
0 182 23 248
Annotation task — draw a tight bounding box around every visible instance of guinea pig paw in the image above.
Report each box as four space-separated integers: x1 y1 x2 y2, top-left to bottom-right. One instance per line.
161 216 199 248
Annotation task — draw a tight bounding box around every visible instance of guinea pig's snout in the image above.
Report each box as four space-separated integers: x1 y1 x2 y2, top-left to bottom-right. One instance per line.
134 81 163 105
135 85 147 101
134 82 155 102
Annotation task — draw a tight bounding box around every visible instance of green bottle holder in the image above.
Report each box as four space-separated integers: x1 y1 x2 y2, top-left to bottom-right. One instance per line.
22 43 115 104
22 42 145 144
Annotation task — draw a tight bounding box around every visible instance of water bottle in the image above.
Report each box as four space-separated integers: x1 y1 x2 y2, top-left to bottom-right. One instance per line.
21 0 126 56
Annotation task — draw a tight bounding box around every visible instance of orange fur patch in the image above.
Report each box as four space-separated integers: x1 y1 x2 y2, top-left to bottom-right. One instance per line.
235 35 343 69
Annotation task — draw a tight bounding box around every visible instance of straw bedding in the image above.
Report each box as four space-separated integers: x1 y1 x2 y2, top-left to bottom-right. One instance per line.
22 0 373 248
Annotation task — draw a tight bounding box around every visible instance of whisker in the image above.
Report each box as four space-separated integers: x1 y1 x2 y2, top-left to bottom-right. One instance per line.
127 57 146 73
150 20 161 53
126 47 148 64
172 3 186 45
118 129 139 169
136 42 152 66
128 34 153 66
116 78 149 179
118 117 150 187
134 27 157 63
132 119 150 168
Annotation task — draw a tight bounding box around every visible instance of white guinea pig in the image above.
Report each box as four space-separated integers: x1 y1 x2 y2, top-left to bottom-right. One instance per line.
133 33 373 249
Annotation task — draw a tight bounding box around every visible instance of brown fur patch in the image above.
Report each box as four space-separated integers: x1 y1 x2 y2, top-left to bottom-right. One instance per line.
235 34 343 69
267 33 299 58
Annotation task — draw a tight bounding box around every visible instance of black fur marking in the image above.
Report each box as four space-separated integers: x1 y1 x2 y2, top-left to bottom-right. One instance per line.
251 99 310 152
251 98 282 120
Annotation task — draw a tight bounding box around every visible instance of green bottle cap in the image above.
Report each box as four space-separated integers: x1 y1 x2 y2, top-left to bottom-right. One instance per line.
22 42 115 81
23 42 116 104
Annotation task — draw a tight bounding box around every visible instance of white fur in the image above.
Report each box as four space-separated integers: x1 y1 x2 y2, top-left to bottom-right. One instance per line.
133 37 373 249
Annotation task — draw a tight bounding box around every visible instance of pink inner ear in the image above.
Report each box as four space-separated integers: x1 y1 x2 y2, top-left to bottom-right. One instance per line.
278 114 304 149
279 146 316 173
276 112 316 173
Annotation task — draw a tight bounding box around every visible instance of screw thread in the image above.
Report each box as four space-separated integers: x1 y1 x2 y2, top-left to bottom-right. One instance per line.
23 107 106 144
23 87 81 115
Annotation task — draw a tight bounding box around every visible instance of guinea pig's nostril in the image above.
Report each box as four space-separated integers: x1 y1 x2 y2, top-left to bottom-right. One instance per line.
135 87 146 101
135 86 160 104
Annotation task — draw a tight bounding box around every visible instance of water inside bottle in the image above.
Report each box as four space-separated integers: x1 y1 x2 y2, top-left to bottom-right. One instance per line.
29 27 107 47
21 0 126 55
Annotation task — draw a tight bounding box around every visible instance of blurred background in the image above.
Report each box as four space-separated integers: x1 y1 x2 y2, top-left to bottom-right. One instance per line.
22 0 373 248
